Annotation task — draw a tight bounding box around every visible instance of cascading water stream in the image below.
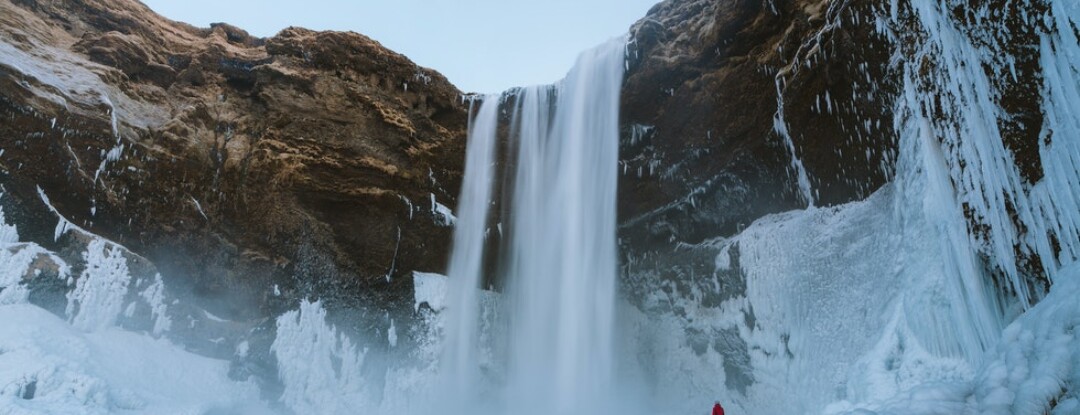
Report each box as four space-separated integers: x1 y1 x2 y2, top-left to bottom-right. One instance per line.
440 95 499 408
441 37 626 415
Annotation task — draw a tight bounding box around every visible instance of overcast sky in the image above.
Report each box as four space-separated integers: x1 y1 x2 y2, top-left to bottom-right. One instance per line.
141 0 659 93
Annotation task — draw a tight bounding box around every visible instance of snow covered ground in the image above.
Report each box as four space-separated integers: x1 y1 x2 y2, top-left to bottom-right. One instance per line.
0 304 270 415
0 197 276 415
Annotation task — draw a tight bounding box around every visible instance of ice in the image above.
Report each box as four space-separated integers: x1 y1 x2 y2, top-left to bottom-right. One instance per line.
201 309 228 323
66 239 131 332
236 341 249 359
0 204 68 306
189 197 208 221
635 2 1080 413
772 73 816 207
825 263 1080 415
430 193 458 226
137 274 170 336
37 187 77 242
272 300 369 414
1 2 1078 414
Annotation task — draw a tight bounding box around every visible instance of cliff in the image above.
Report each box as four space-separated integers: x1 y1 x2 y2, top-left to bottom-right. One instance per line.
617 0 1051 301
0 0 467 324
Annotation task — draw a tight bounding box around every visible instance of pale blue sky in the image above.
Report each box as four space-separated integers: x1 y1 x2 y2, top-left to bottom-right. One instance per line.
142 0 658 93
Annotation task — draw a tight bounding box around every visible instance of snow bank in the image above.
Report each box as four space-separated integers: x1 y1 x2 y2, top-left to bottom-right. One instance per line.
0 304 270 415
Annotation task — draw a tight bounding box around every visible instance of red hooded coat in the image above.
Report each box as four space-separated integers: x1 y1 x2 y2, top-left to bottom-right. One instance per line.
712 403 725 415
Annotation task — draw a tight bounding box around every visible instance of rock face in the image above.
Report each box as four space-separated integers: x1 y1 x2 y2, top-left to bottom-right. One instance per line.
617 0 1055 295
616 0 1067 397
618 0 898 254
0 0 467 324
615 6 904 383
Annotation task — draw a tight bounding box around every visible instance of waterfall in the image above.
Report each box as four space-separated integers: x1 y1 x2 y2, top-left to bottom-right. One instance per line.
441 95 500 407
441 37 626 414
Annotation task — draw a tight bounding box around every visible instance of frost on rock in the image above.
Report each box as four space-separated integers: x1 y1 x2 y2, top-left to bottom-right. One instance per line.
67 239 132 332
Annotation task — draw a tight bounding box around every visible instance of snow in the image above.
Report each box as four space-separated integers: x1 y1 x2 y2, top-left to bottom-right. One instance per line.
412 271 448 312
636 178 1080 415
0 304 270 415
0 204 69 305
0 192 272 414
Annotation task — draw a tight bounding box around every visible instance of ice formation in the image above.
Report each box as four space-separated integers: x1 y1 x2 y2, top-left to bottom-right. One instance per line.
272 300 370 414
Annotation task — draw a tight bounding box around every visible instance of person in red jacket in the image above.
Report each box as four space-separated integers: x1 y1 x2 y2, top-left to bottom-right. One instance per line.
712 401 725 415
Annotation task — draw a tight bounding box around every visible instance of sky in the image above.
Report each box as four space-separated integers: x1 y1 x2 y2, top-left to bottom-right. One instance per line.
141 0 660 93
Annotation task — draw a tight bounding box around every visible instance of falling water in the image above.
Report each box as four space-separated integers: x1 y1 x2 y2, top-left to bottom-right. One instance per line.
441 37 626 414
440 95 499 409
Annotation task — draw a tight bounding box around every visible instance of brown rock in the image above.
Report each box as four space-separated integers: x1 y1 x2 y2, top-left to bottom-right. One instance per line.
0 0 467 321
